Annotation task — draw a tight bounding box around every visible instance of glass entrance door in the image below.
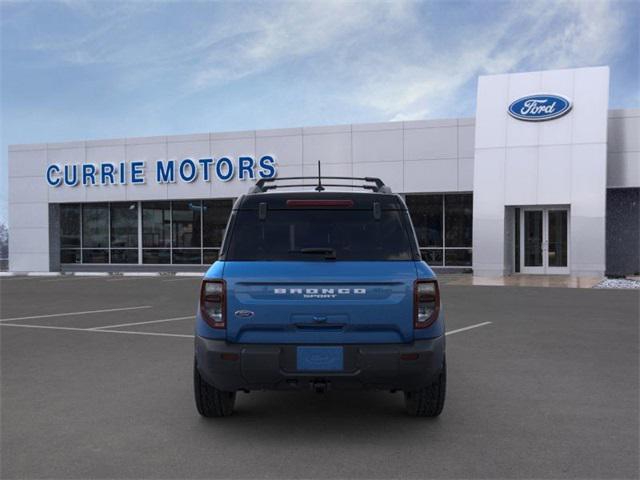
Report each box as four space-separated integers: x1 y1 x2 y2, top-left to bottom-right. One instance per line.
520 208 569 274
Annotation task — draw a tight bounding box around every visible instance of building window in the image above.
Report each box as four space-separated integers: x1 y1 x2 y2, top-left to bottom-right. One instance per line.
142 201 171 264
60 204 81 263
171 201 201 264
202 199 233 264
110 202 138 264
82 203 109 263
60 198 235 266
406 193 473 267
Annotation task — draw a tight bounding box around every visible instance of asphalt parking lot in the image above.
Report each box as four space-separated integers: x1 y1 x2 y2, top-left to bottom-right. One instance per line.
1 276 638 479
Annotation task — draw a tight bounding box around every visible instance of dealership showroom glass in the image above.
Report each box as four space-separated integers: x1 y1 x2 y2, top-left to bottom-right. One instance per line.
7 66 639 277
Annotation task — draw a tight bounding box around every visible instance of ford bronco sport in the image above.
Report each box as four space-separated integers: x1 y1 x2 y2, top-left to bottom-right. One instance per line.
194 173 445 417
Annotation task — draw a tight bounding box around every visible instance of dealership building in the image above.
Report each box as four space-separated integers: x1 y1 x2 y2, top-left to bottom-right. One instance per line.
7 66 640 276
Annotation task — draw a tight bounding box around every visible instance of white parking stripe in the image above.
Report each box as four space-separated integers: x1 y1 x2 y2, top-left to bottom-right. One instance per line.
90 316 193 330
0 323 193 338
42 277 109 283
0 318 492 340
0 306 152 322
161 277 201 282
105 277 161 282
446 321 492 335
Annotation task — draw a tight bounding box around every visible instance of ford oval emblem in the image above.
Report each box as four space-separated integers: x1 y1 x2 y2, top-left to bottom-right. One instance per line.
508 94 572 121
234 310 254 318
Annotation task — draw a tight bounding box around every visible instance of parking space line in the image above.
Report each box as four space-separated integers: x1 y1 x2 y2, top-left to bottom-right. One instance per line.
42 277 109 283
0 306 152 322
0 323 193 338
445 321 492 336
90 315 193 330
0 318 492 340
162 277 201 282
105 277 160 282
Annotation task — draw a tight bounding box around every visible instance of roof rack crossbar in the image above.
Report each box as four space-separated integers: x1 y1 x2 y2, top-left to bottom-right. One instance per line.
251 176 389 193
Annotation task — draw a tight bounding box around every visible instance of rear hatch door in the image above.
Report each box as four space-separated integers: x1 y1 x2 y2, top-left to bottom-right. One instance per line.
224 261 417 344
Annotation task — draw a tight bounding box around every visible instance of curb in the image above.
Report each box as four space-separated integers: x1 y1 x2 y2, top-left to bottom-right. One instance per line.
2 271 205 278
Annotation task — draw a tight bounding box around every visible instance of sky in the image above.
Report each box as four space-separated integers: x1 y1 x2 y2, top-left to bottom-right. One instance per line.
1 0 638 225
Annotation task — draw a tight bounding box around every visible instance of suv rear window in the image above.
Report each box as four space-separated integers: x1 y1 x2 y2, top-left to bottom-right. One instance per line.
224 209 416 261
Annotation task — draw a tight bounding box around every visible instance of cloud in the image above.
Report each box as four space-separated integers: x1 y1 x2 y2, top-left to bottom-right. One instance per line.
189 1 415 91
349 0 626 121
2 0 632 121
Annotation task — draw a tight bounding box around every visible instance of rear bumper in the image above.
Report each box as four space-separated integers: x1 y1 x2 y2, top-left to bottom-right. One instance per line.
194 336 445 392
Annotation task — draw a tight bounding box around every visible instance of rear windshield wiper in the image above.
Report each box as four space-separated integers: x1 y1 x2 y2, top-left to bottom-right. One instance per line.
290 247 337 260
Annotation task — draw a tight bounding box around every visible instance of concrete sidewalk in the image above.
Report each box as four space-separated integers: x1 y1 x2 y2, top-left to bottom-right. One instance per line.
439 274 602 289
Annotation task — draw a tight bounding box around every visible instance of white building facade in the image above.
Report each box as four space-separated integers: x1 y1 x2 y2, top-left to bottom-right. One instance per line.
8 66 640 276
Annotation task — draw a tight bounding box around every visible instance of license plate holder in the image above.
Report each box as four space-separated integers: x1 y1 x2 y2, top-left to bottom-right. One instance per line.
296 346 344 372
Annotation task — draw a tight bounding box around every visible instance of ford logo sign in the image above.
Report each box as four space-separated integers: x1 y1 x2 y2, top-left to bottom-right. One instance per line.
508 94 572 121
234 310 254 318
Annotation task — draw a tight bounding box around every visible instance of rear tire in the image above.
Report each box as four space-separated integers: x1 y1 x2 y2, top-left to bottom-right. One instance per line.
404 358 446 417
194 361 236 417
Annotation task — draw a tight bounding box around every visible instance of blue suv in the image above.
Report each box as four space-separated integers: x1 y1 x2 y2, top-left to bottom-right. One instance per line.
194 174 445 417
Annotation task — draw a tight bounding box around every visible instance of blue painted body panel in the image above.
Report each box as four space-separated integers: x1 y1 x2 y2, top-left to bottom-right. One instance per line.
197 260 444 343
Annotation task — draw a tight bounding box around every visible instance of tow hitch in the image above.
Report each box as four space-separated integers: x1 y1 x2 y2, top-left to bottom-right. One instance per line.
311 380 329 394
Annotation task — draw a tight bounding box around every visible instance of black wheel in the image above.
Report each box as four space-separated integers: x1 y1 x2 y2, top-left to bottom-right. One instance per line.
404 358 446 417
194 361 236 417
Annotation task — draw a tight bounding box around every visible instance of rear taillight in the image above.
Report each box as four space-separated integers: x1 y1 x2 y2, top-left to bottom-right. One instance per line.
414 280 440 329
200 279 226 329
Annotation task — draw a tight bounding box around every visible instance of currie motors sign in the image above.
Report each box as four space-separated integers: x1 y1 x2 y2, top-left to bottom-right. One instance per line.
45 155 277 187
508 94 572 121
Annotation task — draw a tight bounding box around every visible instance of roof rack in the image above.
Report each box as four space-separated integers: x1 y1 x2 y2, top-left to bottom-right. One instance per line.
250 161 392 194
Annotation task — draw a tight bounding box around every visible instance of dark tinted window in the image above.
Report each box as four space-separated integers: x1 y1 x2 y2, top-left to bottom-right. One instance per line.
60 204 81 248
82 204 109 248
203 199 233 247
445 194 472 247
142 202 170 248
406 195 443 247
172 201 201 248
226 209 415 261
110 203 138 248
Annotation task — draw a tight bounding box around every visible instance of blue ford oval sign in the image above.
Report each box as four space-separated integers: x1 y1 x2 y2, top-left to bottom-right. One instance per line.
508 94 572 121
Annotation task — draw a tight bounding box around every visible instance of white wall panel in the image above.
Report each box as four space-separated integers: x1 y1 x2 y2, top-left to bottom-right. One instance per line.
255 135 302 167
504 147 538 205
9 253 50 272
8 147 48 178
303 132 351 165
302 162 352 178
475 74 509 148
210 137 255 158
352 129 403 163
9 202 48 229
538 145 572 204
458 157 474 191
10 176 48 203
572 67 609 144
404 159 457 193
458 125 475 158
404 127 457 160
352 161 403 192
539 69 574 146
7 227 49 253
571 143 607 217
